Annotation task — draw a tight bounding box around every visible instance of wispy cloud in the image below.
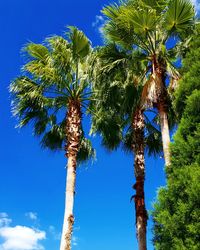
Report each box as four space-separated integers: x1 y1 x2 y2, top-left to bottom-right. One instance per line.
0 213 46 250
72 236 78 246
25 212 38 221
74 226 80 232
48 226 61 241
72 226 81 246
92 15 106 35
191 0 200 14
0 214 12 228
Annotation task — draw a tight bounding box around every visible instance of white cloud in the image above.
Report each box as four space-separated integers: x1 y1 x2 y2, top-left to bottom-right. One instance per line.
0 226 45 250
0 214 12 228
0 214 46 250
92 15 105 34
48 226 61 241
25 213 38 221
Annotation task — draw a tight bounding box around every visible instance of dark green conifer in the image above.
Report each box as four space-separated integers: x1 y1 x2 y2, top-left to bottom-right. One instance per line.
153 24 200 250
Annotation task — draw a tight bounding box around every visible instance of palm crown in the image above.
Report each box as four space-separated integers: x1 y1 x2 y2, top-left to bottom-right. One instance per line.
102 0 195 105
10 26 95 162
90 44 162 156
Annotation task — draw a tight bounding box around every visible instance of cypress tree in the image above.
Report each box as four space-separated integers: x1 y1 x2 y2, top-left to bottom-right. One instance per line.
152 25 200 250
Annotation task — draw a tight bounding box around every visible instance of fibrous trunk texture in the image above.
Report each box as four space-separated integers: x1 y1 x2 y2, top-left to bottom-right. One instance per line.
157 102 171 166
60 100 82 250
152 58 171 167
132 109 147 250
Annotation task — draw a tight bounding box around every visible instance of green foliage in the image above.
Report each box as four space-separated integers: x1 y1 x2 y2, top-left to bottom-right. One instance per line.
165 0 195 33
123 118 163 157
67 26 91 60
102 0 195 108
94 0 195 156
103 0 195 49
90 44 162 155
153 164 200 250
10 27 95 163
174 24 200 118
172 91 200 167
152 25 200 250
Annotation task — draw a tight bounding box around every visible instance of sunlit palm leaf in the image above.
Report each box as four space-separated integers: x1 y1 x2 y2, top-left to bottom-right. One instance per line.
24 43 49 60
120 6 158 35
102 3 121 20
67 26 91 59
165 0 195 34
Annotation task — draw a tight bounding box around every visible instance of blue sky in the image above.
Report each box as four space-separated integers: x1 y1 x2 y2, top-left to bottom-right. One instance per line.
0 1 198 250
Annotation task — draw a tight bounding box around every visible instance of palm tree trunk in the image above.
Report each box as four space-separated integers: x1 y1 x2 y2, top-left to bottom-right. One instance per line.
60 100 82 250
157 102 171 166
132 108 148 250
153 58 171 166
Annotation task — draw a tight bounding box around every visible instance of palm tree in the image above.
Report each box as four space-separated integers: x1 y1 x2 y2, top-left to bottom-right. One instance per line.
101 0 195 166
90 44 162 250
10 27 95 250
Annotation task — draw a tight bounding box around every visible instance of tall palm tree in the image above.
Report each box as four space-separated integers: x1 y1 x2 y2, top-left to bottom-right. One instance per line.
90 44 162 250
102 0 195 166
10 27 95 250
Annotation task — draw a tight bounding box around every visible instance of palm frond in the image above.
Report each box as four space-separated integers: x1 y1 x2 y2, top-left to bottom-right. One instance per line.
77 137 96 163
47 36 71 74
102 3 121 20
40 123 65 150
91 110 123 151
23 43 49 61
120 4 158 36
67 26 91 60
103 21 134 49
165 0 195 34
142 0 168 13
144 117 162 156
